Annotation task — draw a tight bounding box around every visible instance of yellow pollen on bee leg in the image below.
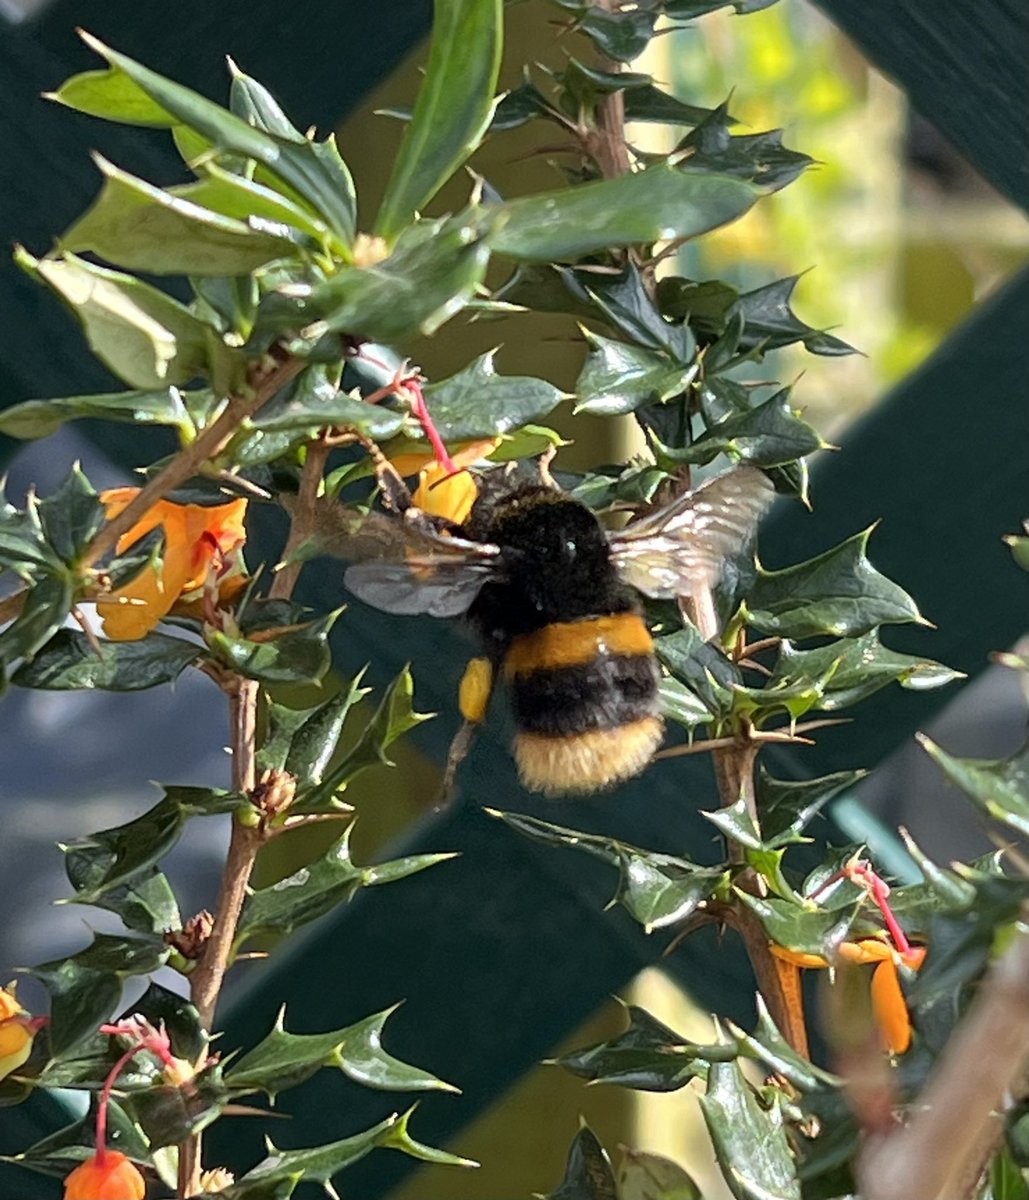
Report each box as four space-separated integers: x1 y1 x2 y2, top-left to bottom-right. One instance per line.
458 657 494 724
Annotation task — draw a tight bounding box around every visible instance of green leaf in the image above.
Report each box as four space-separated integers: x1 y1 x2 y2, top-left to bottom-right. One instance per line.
618 1149 702 1200
36 465 105 565
582 263 695 359
17 249 240 392
765 632 962 712
558 58 653 103
734 275 854 357
676 103 813 191
659 676 716 731
489 74 557 132
623 86 720 127
376 0 503 240
212 1179 302 1200
174 164 332 246
729 997 839 1094
0 485 57 577
736 892 861 957
556 1006 732 1092
47 62 175 126
76 34 356 243
577 7 657 62
575 330 696 417
491 164 762 262
2 1101 151 1178
700 1058 801 1200
297 667 433 811
12 629 201 691
655 624 740 716
225 1004 457 1099
654 390 825 468
269 675 370 782
545 1125 618 1200
61 156 304 276
312 213 493 343
125 1061 227 1148
918 734 1029 837
132 981 208 1062
248 365 404 438
1004 523 1029 573
235 825 454 948
756 768 866 845
487 809 724 930
208 610 339 686
0 574 74 672
420 352 565 439
239 1107 475 1191
746 528 926 639
63 857 180 936
62 786 240 903
0 388 193 441
988 1145 1029 1200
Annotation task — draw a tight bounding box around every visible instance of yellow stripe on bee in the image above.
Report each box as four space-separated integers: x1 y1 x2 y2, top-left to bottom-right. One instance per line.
514 717 664 796
503 613 653 678
458 656 494 723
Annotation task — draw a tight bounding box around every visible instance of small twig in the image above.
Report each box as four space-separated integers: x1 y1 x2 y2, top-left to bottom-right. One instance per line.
84 347 303 569
269 438 331 601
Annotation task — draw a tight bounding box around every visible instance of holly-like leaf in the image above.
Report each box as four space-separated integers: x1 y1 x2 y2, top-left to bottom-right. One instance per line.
208 610 339 686
545 1125 618 1200
489 74 558 132
0 387 193 441
623 85 720 127
487 809 724 930
764 632 962 712
700 1059 801 1200
618 1149 702 1200
677 103 813 192
734 275 854 357
655 625 740 716
659 676 716 731
728 997 839 1094
736 892 861 957
282 212 493 344
583 263 695 359
756 768 865 845
35 465 106 566
238 1107 475 1191
296 667 433 811
248 365 404 439
376 0 502 240
746 529 925 639
1 1101 151 1178
61 156 305 276
62 786 241 903
575 330 696 417
235 825 455 948
654 389 825 468
225 1004 457 1099
491 163 762 262
270 674 370 782
16 249 240 392
63 858 180 936
0 574 75 673
68 34 356 243
420 352 565 439
12 628 202 691
125 1061 227 1148
0 485 58 577
577 7 657 62
918 734 1029 837
556 1005 733 1092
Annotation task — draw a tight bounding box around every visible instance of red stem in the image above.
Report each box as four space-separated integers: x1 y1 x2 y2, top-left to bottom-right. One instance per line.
95 1045 143 1165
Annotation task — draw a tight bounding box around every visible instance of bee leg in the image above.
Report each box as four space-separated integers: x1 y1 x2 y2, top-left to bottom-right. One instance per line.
537 442 559 490
351 429 414 514
433 656 494 810
434 720 479 811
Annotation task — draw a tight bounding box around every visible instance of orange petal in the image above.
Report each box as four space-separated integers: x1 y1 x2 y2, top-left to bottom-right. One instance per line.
96 506 194 640
64 1152 146 1200
0 986 23 1022
871 959 912 1054
838 938 894 964
769 944 830 969
413 464 480 525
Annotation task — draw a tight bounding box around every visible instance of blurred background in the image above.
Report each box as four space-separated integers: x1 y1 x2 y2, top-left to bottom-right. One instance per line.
0 1 1026 1197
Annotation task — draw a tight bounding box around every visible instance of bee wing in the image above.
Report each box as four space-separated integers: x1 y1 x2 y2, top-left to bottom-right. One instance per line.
608 465 774 598
293 500 501 618
343 557 498 617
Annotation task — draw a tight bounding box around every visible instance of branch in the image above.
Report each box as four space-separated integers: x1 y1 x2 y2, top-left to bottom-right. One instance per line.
857 923 1029 1200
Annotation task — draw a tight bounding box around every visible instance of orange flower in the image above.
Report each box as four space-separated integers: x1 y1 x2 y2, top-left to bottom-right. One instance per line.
387 439 501 526
96 489 248 641
0 984 45 1082
771 938 926 1054
64 1151 146 1200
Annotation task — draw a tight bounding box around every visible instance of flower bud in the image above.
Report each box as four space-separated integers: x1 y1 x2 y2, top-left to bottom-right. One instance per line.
64 1151 146 1199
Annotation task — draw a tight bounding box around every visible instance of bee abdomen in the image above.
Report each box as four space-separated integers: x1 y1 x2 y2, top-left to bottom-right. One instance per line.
502 614 663 795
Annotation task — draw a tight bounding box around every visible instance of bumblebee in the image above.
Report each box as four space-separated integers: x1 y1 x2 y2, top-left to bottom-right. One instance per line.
312 462 772 797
